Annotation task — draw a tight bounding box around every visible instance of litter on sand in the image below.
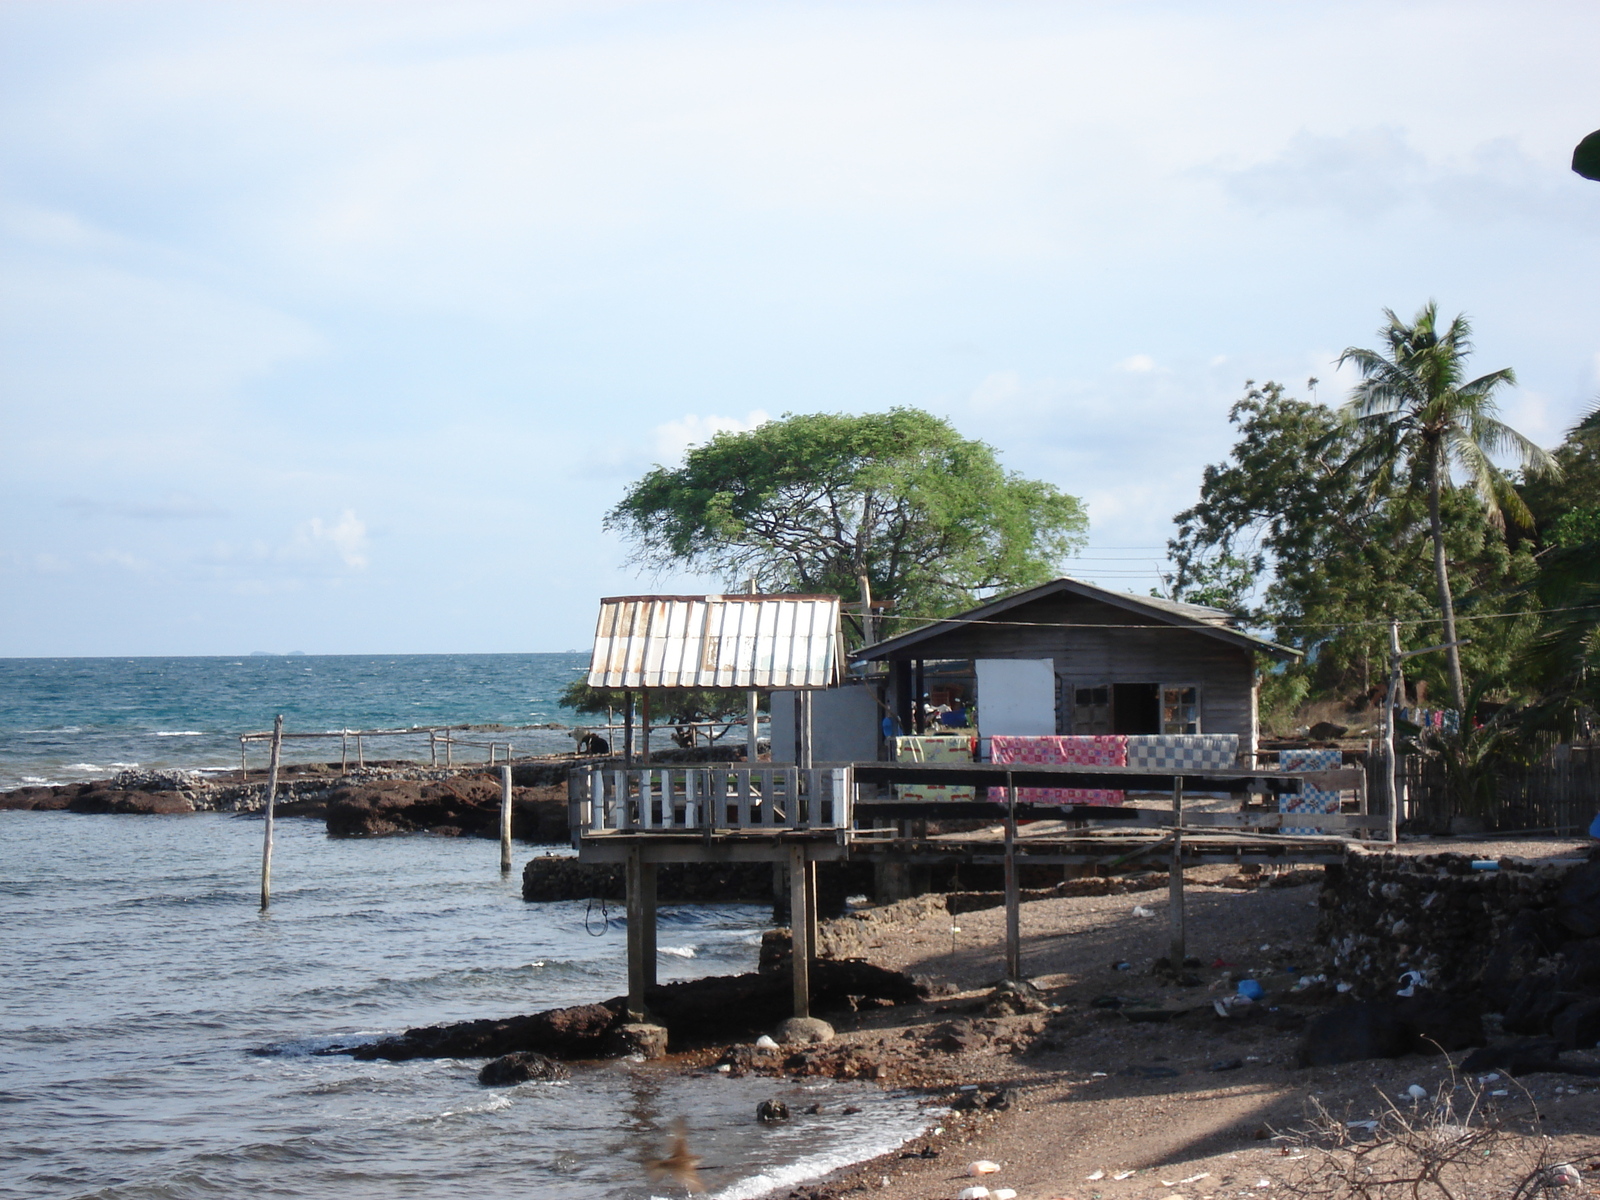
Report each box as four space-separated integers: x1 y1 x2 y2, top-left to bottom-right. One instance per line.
969 1160 1001 1175
1114 1169 1137 1180
1085 1169 1105 1180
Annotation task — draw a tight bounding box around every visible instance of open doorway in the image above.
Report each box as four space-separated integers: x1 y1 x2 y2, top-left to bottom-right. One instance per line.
1111 683 1160 734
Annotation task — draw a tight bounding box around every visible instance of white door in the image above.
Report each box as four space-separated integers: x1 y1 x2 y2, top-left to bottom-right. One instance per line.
975 658 1056 735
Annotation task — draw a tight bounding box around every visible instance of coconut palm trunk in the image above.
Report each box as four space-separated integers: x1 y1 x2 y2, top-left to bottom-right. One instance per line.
1425 437 1466 712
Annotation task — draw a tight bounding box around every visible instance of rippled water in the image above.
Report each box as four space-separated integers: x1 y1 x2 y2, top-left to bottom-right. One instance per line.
0 814 932 1200
0 654 596 788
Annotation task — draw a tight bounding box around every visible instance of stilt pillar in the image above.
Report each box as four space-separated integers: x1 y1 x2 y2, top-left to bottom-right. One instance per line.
1168 778 1186 967
626 849 657 1021
789 844 814 1019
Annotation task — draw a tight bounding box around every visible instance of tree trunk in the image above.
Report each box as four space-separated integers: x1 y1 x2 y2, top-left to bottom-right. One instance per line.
1427 444 1466 713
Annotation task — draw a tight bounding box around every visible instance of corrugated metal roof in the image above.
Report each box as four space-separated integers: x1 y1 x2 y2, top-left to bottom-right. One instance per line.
587 594 841 689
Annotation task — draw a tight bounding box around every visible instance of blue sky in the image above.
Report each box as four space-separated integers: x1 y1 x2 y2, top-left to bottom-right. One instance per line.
2 0 1597 656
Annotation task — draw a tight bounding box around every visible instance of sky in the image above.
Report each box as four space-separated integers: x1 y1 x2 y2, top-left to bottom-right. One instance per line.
2 0 1597 656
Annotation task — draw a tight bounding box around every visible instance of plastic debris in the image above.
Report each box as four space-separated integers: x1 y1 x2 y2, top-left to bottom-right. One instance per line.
755 1035 778 1049
1114 1169 1137 1180
992 1191 1018 1200
1086 1169 1106 1180
1405 1085 1428 1101
1132 906 1155 918
957 1188 990 1200
1545 1164 1582 1188
969 1160 1001 1175
1236 979 1266 1001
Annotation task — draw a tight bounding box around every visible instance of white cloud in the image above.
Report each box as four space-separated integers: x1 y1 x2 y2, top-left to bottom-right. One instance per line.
291 510 369 571
1120 355 1156 373
651 410 770 465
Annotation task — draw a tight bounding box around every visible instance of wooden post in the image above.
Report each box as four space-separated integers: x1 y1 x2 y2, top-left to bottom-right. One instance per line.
341 730 349 773
430 729 437 767
626 849 657 1021
1168 777 1185 966
789 843 812 1018
798 690 814 770
446 731 453 768
623 692 635 765
499 765 513 874
747 577 761 764
1004 771 1021 980
240 740 247 777
260 714 282 911
357 733 365 769
641 691 652 765
1386 617 1402 844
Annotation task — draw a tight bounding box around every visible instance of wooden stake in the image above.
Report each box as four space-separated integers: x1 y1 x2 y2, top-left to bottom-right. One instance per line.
623 692 635 764
499 765 513 874
1004 771 1020 980
1168 777 1185 967
625 849 657 1021
260 714 282 911
641 691 652 765
341 730 348 773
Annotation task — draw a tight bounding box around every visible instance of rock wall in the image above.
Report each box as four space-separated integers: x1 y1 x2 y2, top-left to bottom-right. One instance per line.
1316 847 1600 1045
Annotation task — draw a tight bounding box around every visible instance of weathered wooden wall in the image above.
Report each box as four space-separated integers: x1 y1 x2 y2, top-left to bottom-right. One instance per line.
881 591 1259 743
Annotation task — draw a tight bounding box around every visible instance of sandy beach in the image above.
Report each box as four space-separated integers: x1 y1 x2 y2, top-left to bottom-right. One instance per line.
764 838 1600 1200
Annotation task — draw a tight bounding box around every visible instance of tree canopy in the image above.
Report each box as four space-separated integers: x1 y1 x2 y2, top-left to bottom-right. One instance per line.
1338 302 1556 710
1168 380 1540 726
606 408 1087 629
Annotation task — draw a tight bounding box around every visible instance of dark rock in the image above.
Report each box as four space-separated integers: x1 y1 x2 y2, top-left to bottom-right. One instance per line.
1296 997 1482 1067
776 1017 834 1045
0 786 73 811
68 788 194 815
756 1099 790 1123
604 1022 670 1059
478 1051 570 1085
348 1002 620 1062
1557 862 1600 939
985 1087 1020 1110
1553 998 1600 1052
327 778 566 842
1308 722 1348 740
1461 1038 1600 1077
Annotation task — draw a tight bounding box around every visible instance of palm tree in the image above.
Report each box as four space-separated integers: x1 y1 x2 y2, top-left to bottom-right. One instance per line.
1338 302 1557 712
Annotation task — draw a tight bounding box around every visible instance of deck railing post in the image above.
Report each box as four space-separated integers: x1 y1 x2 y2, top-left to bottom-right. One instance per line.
1169 777 1186 966
1004 770 1020 980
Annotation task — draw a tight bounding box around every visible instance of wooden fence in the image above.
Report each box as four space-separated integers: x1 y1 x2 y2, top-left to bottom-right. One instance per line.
1400 743 1600 834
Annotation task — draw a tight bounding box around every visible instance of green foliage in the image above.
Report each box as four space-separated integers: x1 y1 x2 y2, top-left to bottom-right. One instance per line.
606 409 1087 631
1169 380 1540 709
1337 303 1556 710
559 680 762 746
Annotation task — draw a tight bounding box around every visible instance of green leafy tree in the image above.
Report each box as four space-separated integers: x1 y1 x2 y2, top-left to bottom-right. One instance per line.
559 680 762 748
1339 303 1557 711
606 409 1087 633
1517 404 1600 733
1170 381 1539 712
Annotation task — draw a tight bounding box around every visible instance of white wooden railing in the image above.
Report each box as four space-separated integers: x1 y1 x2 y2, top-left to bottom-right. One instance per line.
578 766 852 834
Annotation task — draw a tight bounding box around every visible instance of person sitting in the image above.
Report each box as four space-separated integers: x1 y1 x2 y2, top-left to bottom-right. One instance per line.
938 699 969 728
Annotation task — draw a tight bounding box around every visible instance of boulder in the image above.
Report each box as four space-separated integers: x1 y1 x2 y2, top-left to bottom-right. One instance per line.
0 786 71 811
326 778 565 841
756 1099 790 1123
478 1051 570 1085
776 1017 835 1045
604 1022 669 1059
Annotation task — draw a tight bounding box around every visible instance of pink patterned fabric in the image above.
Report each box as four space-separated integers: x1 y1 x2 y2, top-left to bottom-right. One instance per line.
987 735 1127 806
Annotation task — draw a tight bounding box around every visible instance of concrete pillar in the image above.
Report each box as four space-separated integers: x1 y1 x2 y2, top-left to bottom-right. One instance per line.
626 849 657 1021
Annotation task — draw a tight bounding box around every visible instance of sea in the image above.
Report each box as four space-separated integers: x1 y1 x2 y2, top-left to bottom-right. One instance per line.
0 656 933 1200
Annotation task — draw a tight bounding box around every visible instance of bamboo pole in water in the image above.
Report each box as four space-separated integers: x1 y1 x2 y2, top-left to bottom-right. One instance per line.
499 765 513 873
260 714 283 911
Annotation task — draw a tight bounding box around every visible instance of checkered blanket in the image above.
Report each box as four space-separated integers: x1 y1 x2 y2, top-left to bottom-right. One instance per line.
986 735 1126 806
895 735 976 803
1124 734 1239 771
1279 747 1343 833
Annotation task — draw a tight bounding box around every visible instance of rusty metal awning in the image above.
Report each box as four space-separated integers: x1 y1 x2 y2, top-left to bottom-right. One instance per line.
587 594 841 689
